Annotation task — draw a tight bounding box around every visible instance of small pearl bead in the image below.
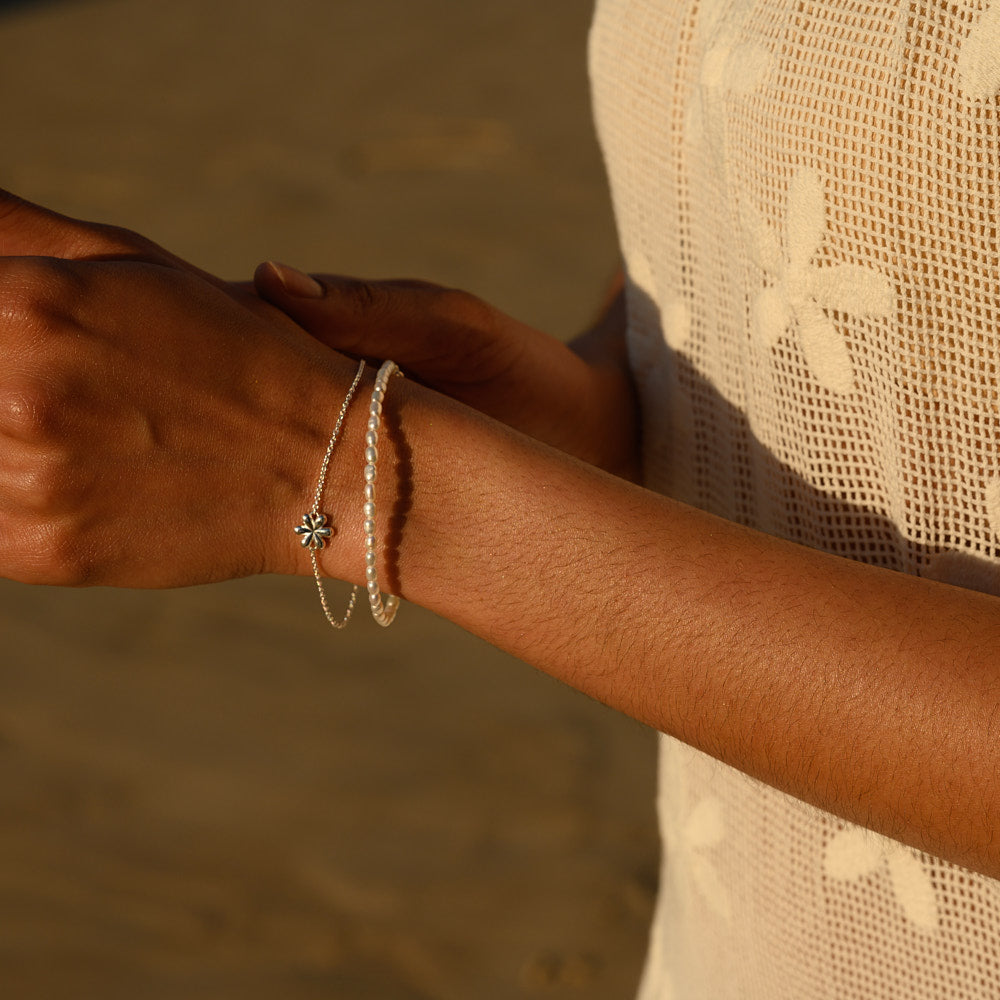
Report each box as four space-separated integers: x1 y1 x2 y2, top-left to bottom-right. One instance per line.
365 431 378 448
365 565 378 581
365 550 377 567
364 464 377 484
365 483 376 502
363 519 376 535
372 387 384 404
370 399 382 417
365 534 376 549
367 416 379 433
364 502 376 519
367 579 380 595
364 446 378 464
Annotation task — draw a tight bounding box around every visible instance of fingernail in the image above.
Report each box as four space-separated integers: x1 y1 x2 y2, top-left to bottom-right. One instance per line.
266 261 324 298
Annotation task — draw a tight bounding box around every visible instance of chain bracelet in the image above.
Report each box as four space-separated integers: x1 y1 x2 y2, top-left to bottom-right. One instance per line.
293 358 367 630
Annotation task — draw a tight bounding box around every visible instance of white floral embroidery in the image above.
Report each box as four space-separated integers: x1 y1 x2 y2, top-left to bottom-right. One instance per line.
958 2 1000 100
985 474 1000 538
747 168 896 395
825 828 939 931
628 251 657 303
659 743 731 923
677 796 731 921
925 549 1000 596
688 0 771 146
700 12 770 96
627 252 691 352
663 298 692 351
923 475 1000 594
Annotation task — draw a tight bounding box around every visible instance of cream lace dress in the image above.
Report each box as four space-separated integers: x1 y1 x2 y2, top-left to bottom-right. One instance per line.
588 1 1000 996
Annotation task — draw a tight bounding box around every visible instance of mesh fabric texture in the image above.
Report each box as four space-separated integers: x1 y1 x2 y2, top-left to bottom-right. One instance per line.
588 1 1000 996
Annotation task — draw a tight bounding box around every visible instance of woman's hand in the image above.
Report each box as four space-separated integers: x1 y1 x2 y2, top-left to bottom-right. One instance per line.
0 192 356 588
253 263 639 480
5 193 1000 882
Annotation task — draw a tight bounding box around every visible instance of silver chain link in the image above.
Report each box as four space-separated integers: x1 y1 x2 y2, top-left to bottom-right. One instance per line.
303 358 367 630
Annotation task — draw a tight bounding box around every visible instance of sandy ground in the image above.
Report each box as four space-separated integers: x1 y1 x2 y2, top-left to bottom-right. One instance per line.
0 1 658 997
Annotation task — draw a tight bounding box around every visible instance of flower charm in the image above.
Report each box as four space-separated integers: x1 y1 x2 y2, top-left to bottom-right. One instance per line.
294 511 333 550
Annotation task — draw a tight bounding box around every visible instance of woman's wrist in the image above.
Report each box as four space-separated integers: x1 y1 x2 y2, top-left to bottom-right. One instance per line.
304 368 469 610
264 351 374 583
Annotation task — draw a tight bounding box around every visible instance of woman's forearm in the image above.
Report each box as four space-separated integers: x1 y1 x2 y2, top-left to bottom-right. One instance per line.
0 190 992 882
318 374 1000 879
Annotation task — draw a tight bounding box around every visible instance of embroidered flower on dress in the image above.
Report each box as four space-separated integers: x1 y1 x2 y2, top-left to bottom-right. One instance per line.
824 827 939 931
958 2 1000 100
923 475 1000 595
688 0 771 146
626 252 690 351
663 298 692 352
985 474 1000 539
683 797 730 920
747 168 897 395
656 740 733 924
699 0 770 97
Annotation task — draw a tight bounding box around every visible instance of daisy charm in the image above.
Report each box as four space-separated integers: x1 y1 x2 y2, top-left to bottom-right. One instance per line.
294 511 334 550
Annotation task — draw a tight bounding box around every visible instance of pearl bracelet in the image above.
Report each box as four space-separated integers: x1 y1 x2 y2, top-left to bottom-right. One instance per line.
294 358 366 630
363 360 404 626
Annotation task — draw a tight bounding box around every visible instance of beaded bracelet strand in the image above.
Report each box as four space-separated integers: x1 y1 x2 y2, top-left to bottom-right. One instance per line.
363 360 404 627
293 358 367 630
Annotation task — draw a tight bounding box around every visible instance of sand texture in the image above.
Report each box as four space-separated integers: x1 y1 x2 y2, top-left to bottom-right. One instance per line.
0 1 658 997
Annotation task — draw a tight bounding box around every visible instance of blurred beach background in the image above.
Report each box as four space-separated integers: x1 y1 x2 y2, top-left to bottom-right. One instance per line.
0 1 658 997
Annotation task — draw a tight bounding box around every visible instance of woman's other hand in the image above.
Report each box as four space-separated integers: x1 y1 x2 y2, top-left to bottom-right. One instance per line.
254 263 639 480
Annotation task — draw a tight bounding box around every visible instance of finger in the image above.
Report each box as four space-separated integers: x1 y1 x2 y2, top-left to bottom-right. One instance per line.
253 261 513 384
254 260 395 359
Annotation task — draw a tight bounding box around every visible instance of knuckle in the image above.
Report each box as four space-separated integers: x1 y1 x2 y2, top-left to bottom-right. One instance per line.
344 278 390 316
12 448 76 513
0 377 68 444
14 518 93 587
85 221 157 257
438 286 495 329
430 288 512 371
36 256 89 305
44 530 94 587
0 257 86 327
